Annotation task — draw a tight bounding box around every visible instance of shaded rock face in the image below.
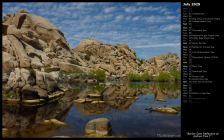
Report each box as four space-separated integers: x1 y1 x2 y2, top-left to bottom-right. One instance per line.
2 10 87 100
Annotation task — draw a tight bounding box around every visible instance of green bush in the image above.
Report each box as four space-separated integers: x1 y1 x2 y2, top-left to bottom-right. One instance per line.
128 73 143 82
128 72 153 82
141 72 153 82
90 69 106 82
154 72 171 82
170 69 181 82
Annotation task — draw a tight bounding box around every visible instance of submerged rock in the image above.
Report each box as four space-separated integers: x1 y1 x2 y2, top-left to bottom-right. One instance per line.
52 136 71 138
43 119 66 127
125 96 138 99
91 101 105 104
151 107 178 114
88 93 101 98
2 128 9 137
74 98 86 104
85 118 112 136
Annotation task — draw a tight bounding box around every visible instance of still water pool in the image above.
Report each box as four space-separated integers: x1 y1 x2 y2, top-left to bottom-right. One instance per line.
3 82 181 138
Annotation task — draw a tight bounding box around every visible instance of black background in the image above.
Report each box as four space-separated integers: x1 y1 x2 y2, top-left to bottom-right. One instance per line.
181 0 224 139
1 0 224 139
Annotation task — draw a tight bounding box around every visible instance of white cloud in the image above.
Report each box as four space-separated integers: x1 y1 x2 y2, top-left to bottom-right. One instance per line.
103 7 116 13
161 24 180 31
124 6 163 13
135 2 146 6
133 43 180 48
124 6 137 13
125 16 132 20
115 15 124 21
94 14 113 21
160 8 173 15
144 16 164 23
166 15 177 20
132 16 140 21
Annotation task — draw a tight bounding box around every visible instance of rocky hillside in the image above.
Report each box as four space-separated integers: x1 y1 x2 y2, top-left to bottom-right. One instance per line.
73 39 180 76
73 39 141 76
140 53 180 76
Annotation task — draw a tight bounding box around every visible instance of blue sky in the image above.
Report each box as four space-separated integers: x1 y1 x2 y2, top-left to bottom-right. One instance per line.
3 2 180 59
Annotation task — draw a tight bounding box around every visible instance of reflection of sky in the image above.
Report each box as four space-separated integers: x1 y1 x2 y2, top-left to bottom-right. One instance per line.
3 2 180 59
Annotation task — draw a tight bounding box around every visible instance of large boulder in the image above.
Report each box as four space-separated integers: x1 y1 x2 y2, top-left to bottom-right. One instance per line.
85 118 112 136
2 10 77 101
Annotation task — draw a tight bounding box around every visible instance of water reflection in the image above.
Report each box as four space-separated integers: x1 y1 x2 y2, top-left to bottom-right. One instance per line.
2 82 181 138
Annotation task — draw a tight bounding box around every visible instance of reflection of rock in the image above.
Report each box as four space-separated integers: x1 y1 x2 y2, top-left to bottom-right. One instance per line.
74 103 111 115
73 84 144 113
2 91 74 138
43 119 66 127
171 106 181 112
4 119 66 138
85 118 112 136
150 83 180 101
72 83 180 116
102 85 141 110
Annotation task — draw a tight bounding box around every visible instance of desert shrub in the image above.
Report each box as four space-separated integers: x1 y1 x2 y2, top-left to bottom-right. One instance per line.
154 72 171 82
170 69 181 82
141 72 153 82
90 69 106 82
128 73 143 82
128 72 153 82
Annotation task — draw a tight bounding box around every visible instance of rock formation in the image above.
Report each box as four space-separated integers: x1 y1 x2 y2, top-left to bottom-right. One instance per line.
73 39 141 76
140 53 180 76
2 10 87 101
2 10 180 102
73 39 180 77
